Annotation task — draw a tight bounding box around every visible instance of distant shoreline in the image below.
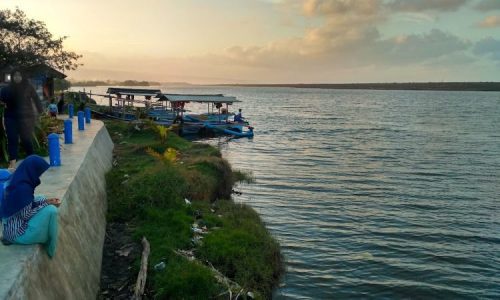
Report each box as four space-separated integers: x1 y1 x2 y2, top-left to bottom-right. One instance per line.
215 82 500 92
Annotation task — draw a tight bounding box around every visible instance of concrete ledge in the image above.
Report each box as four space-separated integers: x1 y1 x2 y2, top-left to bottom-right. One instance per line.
0 117 114 300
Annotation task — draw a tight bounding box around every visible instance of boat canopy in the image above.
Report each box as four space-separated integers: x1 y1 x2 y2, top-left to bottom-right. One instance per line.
156 93 240 104
106 87 161 97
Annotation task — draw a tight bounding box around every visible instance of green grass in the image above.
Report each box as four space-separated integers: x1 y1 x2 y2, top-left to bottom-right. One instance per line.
104 120 282 299
195 201 283 298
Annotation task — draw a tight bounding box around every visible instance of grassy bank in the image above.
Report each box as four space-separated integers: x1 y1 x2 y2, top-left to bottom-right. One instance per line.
103 120 282 299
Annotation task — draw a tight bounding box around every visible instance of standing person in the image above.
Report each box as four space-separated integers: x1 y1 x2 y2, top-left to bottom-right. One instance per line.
0 155 60 258
0 70 44 170
57 92 65 113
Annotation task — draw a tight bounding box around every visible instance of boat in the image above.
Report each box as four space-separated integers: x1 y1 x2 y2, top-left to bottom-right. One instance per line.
80 87 163 121
204 122 254 138
75 89 254 137
156 93 254 137
223 126 254 138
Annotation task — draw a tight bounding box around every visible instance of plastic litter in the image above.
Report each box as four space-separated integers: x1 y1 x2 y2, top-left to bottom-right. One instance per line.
154 261 166 271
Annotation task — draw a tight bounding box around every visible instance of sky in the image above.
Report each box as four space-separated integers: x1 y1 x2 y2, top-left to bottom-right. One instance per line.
2 0 500 83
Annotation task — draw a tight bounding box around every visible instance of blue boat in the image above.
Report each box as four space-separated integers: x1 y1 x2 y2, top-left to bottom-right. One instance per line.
156 93 254 137
223 126 254 138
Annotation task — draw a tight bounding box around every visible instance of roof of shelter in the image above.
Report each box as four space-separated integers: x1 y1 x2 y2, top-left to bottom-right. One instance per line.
156 93 240 103
0 64 66 79
106 87 161 97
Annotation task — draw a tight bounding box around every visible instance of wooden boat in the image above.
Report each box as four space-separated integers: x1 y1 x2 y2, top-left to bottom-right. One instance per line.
223 126 254 138
156 93 254 137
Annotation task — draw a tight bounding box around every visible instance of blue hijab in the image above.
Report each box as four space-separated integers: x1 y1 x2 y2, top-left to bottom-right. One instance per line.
0 155 49 218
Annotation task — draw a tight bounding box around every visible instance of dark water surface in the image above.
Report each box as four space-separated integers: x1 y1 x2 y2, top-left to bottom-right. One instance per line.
80 86 500 299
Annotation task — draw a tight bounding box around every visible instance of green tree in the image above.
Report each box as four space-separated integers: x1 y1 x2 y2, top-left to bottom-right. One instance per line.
0 8 81 70
54 78 71 91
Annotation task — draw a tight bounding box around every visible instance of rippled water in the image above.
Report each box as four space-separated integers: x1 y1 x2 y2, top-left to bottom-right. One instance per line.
78 86 500 299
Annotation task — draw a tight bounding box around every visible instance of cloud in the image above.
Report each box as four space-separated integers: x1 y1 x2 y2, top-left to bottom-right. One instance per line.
478 15 500 27
299 0 468 17
475 0 500 11
374 29 471 64
387 0 468 12
186 1 473 74
302 0 382 17
199 27 470 73
474 37 500 61
70 0 491 83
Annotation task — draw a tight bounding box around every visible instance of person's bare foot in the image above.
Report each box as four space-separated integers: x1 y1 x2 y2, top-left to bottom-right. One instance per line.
47 198 61 207
8 160 16 172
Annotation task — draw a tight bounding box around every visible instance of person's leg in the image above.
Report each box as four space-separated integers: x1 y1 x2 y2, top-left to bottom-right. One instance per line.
18 121 35 156
4 116 19 166
14 205 59 258
45 205 59 258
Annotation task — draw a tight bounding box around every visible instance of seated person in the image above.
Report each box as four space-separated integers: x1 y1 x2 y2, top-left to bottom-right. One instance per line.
48 99 58 118
0 155 60 258
234 108 244 123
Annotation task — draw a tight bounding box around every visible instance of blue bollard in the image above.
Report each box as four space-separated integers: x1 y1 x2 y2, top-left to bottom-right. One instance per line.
78 111 85 130
68 103 74 119
64 119 73 144
48 133 61 166
85 107 91 124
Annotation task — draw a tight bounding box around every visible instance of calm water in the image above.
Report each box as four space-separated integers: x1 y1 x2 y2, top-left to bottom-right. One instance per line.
79 86 500 299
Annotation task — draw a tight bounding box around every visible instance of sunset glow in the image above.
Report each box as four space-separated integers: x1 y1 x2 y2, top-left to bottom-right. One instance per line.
3 0 500 83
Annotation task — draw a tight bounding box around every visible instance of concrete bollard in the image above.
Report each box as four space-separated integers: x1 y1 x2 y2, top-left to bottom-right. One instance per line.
48 133 61 166
85 107 91 124
64 119 73 144
68 103 74 119
78 111 85 131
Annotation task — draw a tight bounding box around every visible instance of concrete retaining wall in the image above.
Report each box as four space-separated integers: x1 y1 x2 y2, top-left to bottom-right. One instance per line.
0 118 113 300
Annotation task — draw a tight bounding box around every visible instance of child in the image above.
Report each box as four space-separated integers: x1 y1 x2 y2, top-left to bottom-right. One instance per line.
0 155 60 258
48 99 58 118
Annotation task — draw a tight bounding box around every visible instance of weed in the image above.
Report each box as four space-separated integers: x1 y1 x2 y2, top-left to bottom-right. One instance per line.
103 120 283 299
